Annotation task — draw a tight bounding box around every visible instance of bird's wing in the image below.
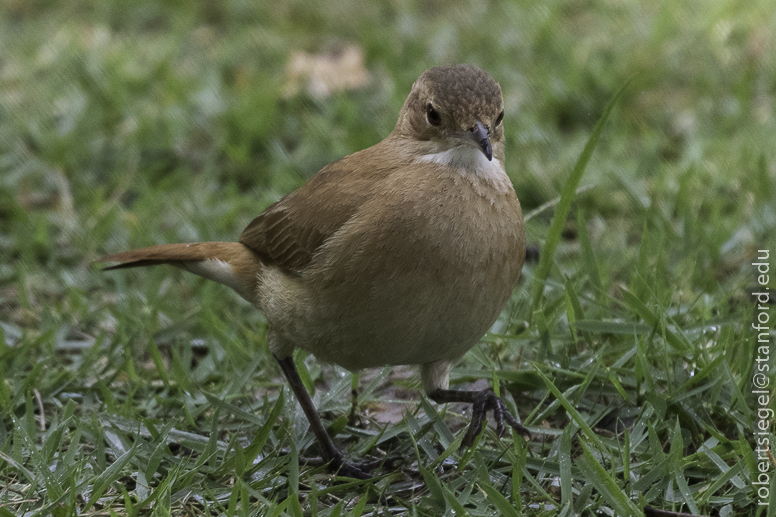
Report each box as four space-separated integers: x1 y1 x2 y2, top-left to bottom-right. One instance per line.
239 144 398 272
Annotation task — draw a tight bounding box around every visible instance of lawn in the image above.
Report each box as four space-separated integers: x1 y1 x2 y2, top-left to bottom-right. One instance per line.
1 0 775 515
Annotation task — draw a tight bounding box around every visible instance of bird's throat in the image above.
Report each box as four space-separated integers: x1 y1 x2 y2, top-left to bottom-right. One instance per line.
416 146 507 183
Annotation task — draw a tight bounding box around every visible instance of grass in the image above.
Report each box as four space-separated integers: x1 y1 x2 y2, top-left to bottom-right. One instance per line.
2 0 775 515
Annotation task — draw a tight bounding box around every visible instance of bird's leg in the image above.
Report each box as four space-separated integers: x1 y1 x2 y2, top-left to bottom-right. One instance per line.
428 387 531 447
348 373 359 426
275 355 372 478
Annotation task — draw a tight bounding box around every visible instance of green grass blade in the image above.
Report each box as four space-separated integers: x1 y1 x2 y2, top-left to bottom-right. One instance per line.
534 368 605 450
572 320 652 334
480 479 520 517
146 338 170 388
576 208 603 295
531 77 634 310
559 425 573 508
0 450 34 482
577 440 642 516
83 441 140 511
621 289 688 351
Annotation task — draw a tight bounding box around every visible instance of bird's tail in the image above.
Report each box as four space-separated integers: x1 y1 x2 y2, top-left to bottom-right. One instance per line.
100 242 263 302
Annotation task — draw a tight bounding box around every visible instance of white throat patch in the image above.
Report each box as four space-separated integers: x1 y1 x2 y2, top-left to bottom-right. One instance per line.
416 146 506 182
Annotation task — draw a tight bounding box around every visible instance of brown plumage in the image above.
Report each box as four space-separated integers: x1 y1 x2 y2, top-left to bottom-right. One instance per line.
102 242 263 301
101 65 529 478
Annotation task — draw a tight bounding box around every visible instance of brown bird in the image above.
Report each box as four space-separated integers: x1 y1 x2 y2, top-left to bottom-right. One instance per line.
102 64 529 478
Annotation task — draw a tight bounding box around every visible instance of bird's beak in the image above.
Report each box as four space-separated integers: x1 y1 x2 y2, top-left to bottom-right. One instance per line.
469 121 492 161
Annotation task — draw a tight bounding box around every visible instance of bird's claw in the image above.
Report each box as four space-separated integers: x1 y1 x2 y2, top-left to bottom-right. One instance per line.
461 389 531 447
328 454 385 479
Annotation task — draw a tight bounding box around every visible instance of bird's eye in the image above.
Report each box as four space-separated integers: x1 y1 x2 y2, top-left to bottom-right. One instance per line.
495 110 504 127
426 103 442 126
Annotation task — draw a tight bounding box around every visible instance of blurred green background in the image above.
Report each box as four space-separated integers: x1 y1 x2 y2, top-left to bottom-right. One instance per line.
1 0 775 515
2 0 774 277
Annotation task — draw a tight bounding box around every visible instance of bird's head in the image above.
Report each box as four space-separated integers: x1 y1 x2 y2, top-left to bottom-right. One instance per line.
394 65 505 166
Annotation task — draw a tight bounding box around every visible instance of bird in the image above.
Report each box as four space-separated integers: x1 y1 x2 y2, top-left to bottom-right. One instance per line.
101 64 529 478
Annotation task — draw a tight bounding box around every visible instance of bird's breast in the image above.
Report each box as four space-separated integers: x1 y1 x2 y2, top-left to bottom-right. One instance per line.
261 163 525 370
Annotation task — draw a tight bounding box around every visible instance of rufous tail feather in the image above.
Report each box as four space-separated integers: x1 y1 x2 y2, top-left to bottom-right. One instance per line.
100 242 263 302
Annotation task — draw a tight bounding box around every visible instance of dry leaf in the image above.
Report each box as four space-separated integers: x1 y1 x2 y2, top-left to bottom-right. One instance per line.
284 44 370 99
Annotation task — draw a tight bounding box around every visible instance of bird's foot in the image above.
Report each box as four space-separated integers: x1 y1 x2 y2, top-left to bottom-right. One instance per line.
288 450 383 479
328 454 385 479
429 387 531 447
462 388 531 447
297 452 386 479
